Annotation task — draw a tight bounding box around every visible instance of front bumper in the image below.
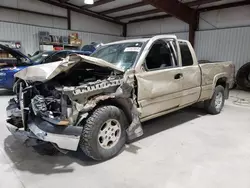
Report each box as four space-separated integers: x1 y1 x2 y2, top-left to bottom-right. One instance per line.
6 105 83 151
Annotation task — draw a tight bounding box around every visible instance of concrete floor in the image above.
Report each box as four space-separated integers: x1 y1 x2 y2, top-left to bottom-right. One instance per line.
0 89 250 188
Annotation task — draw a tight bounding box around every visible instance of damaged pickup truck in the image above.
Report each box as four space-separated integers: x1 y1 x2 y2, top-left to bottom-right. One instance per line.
6 35 235 160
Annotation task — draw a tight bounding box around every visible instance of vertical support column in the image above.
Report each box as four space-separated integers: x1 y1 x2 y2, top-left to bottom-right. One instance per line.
189 24 195 47
189 11 199 47
67 8 71 30
123 24 127 38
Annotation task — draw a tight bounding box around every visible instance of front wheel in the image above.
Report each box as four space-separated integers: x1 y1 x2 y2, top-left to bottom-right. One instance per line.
79 105 127 161
204 85 225 114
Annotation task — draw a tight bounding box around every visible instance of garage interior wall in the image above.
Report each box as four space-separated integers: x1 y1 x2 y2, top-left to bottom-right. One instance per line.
127 17 189 40
0 0 123 55
127 5 250 71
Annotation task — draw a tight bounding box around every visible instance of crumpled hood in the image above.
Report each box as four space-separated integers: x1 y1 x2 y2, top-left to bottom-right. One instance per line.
14 54 124 82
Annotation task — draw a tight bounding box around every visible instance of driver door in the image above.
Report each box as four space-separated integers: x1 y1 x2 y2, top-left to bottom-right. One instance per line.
135 39 183 119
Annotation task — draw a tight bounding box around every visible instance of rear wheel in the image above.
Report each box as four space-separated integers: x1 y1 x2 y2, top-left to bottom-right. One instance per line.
79 105 127 161
204 85 225 114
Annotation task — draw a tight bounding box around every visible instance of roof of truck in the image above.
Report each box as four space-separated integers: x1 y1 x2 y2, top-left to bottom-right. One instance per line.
105 38 150 45
105 35 178 46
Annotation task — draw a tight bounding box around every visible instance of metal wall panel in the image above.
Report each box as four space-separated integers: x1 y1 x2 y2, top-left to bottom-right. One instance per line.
127 17 188 37
71 11 122 36
195 26 250 71
0 0 67 17
199 5 250 30
0 21 122 55
0 7 68 29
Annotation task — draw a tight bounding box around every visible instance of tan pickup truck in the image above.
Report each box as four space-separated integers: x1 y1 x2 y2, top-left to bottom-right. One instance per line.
6 35 234 161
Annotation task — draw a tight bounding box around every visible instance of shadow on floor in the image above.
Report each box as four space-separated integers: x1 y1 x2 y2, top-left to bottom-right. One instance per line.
4 106 207 174
4 135 101 175
137 106 207 141
124 106 207 153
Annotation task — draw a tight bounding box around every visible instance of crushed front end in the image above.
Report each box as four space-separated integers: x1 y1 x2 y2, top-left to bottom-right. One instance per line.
6 55 143 152
6 81 83 151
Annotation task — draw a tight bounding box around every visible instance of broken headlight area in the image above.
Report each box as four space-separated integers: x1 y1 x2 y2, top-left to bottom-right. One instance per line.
31 95 70 126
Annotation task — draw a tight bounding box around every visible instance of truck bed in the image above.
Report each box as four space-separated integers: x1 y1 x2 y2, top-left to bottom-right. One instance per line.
198 61 235 100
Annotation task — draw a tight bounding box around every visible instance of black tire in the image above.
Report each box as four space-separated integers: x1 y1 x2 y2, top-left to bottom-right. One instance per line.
79 105 127 161
236 62 250 91
204 85 225 115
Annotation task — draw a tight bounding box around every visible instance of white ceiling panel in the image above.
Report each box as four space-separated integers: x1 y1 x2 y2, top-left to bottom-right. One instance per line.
108 5 156 17
89 0 142 12
122 12 167 23
68 0 99 7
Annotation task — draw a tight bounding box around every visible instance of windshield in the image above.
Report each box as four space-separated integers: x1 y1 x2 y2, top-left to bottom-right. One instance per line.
91 42 144 70
30 51 55 64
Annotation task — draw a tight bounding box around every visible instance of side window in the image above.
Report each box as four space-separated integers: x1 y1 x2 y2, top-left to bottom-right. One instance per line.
179 41 193 66
45 51 68 63
145 40 176 70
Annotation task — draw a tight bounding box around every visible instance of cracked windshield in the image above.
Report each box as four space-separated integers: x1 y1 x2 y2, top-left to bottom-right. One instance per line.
91 42 144 70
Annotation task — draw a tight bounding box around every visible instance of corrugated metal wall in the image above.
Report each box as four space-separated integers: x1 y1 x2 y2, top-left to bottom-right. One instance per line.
0 21 123 55
127 17 188 37
195 26 250 71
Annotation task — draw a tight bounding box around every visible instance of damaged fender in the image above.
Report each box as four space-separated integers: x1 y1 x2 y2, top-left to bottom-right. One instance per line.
63 69 143 141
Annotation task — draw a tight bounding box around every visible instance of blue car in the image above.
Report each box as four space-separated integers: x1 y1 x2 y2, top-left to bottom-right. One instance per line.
81 42 103 56
0 44 88 89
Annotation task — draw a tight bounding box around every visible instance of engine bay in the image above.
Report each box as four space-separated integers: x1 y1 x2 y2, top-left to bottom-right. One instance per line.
13 62 124 128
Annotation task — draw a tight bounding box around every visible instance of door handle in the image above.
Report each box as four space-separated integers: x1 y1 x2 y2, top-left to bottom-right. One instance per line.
174 73 183 79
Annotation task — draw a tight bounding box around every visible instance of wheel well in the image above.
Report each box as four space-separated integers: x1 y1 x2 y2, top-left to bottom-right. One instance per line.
94 98 133 125
216 77 227 88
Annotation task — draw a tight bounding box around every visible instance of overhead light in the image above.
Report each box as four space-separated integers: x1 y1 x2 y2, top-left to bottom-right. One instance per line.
84 0 94 5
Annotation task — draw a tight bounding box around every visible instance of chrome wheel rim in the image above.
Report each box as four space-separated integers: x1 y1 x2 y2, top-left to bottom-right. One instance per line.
215 92 223 111
98 119 121 149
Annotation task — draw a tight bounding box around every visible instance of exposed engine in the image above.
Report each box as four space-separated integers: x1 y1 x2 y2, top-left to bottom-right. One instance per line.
14 65 124 128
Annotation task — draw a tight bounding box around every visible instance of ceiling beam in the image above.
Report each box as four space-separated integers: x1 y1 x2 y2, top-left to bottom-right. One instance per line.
82 0 115 9
199 0 250 12
142 0 196 24
101 0 220 17
121 0 230 23
58 0 70 3
100 1 146 15
128 0 250 24
129 14 172 23
39 0 123 25
117 9 162 20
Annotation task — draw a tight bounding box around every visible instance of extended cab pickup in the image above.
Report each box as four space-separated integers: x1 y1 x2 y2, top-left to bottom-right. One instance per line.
6 35 234 161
